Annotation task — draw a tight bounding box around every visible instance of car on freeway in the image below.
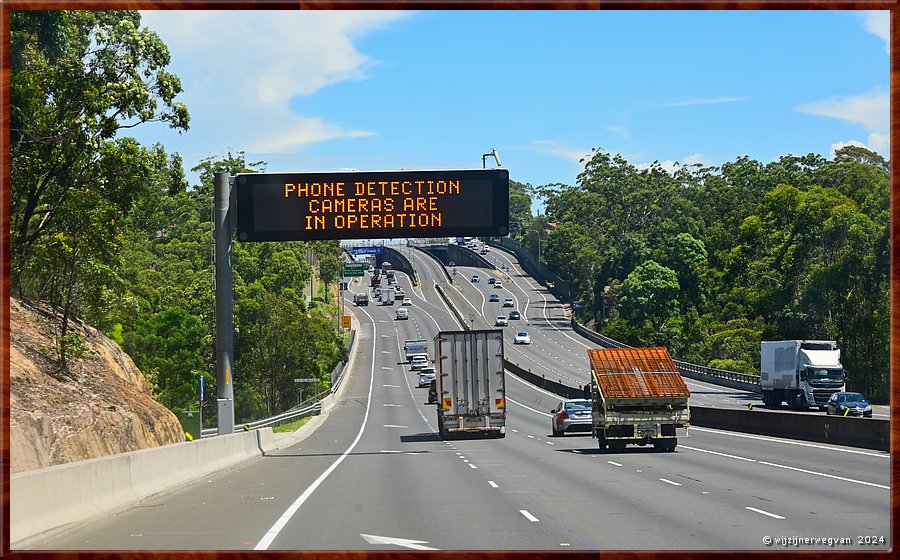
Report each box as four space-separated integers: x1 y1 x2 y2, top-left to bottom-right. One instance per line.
826 391 873 417
495 315 508 327
394 288 405 299
488 293 500 303
514 332 530 345
396 308 409 320
550 398 593 436
488 277 496 284
494 281 503 289
449 261 456 267
502 297 514 307
427 379 438 404
402 297 412 306
471 274 480 283
480 248 488 255
418 366 436 388
410 355 429 370
509 310 521 320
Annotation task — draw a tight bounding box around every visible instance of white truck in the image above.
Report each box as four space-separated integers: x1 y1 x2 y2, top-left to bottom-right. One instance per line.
760 340 846 410
587 347 690 452
433 330 506 438
404 339 429 362
381 287 395 305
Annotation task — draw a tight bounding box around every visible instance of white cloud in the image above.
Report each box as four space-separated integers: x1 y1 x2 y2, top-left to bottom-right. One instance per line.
653 97 746 109
139 10 411 153
528 140 593 163
860 11 889 54
796 90 889 157
606 124 631 141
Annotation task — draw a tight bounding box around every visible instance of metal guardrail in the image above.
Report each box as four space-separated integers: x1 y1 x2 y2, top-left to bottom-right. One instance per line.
202 326 358 438
200 401 322 437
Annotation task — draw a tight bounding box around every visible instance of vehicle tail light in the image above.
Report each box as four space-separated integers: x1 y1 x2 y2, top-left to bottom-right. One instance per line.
557 411 569 419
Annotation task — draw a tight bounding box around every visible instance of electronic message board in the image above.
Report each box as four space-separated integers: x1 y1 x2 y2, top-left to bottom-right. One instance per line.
235 169 509 242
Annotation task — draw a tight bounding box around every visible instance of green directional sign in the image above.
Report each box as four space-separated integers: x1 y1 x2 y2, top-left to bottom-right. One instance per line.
343 263 365 277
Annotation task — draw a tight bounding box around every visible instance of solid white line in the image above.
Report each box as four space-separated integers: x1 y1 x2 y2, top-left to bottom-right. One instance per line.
520 510 540 522
255 318 377 550
659 478 682 486
506 371 567 400
690 427 890 458
506 396 553 417
758 461 890 489
745 506 785 519
680 445 757 462
488 481 499 488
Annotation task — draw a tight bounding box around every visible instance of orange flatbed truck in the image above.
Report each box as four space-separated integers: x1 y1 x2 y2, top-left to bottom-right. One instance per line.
588 347 690 452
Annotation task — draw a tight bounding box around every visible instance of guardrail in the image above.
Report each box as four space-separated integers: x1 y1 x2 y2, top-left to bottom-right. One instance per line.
202 326 358 438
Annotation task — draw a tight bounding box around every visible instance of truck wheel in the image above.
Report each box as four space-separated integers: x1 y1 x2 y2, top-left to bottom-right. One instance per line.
597 435 607 451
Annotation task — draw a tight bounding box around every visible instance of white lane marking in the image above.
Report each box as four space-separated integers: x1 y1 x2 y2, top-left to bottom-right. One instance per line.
680 445 757 462
488 481 499 488
758 461 890 489
381 368 393 370
383 404 402 407
506 371 566 399
383 425 409 428
546 441 555 445
469 464 478 469
682 445 889 489
660 478 682 486
520 510 540 522
255 317 378 550
360 534 438 551
691 427 890 458
745 507 785 520
526 434 535 439
381 351 392 354
607 461 623 467
382 384 400 387
506 396 553 417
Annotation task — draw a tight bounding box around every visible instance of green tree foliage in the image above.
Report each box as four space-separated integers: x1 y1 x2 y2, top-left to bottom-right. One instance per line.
10 10 189 369
532 147 889 401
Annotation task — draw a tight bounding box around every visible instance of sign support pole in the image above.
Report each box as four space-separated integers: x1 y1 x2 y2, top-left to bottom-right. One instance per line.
214 172 235 435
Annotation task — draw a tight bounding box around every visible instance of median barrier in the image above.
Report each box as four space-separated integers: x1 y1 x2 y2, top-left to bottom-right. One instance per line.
11 428 272 546
690 406 889 451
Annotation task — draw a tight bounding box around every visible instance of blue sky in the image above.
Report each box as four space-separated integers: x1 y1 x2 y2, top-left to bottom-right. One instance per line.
134 10 889 207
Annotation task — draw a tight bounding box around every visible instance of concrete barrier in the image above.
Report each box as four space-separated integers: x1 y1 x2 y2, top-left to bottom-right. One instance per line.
690 406 889 451
11 428 272 546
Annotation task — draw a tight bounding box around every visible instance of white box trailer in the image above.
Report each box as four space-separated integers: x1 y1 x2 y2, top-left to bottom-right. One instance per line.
434 330 506 438
404 339 429 362
381 287 395 305
760 340 846 409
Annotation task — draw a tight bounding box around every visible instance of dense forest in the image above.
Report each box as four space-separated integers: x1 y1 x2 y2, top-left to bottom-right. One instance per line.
10 11 346 424
510 148 890 402
10 10 890 425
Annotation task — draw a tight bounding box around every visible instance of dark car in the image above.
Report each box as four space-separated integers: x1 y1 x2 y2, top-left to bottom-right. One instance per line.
488 293 500 303
509 310 521 320
427 379 438 404
826 391 873 417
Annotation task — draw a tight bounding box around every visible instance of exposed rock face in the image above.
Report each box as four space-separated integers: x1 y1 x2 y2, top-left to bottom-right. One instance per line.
9 298 185 474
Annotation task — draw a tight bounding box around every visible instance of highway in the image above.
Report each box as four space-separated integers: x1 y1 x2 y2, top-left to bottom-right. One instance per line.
25 246 890 551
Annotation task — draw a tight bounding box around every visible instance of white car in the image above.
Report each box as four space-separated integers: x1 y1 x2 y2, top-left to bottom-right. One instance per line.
495 315 508 327
402 297 412 306
410 355 429 370
514 332 531 345
417 366 436 388
396 308 409 320
494 281 503 289
502 297 514 307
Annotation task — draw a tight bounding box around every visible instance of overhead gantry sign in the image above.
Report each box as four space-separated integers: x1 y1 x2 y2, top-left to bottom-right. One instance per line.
235 169 509 241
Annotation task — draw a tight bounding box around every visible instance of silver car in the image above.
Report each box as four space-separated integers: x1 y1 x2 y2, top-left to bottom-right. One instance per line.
550 399 593 436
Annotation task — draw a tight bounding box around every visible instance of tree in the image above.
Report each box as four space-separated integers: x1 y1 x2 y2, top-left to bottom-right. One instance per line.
619 260 680 338
11 11 189 287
